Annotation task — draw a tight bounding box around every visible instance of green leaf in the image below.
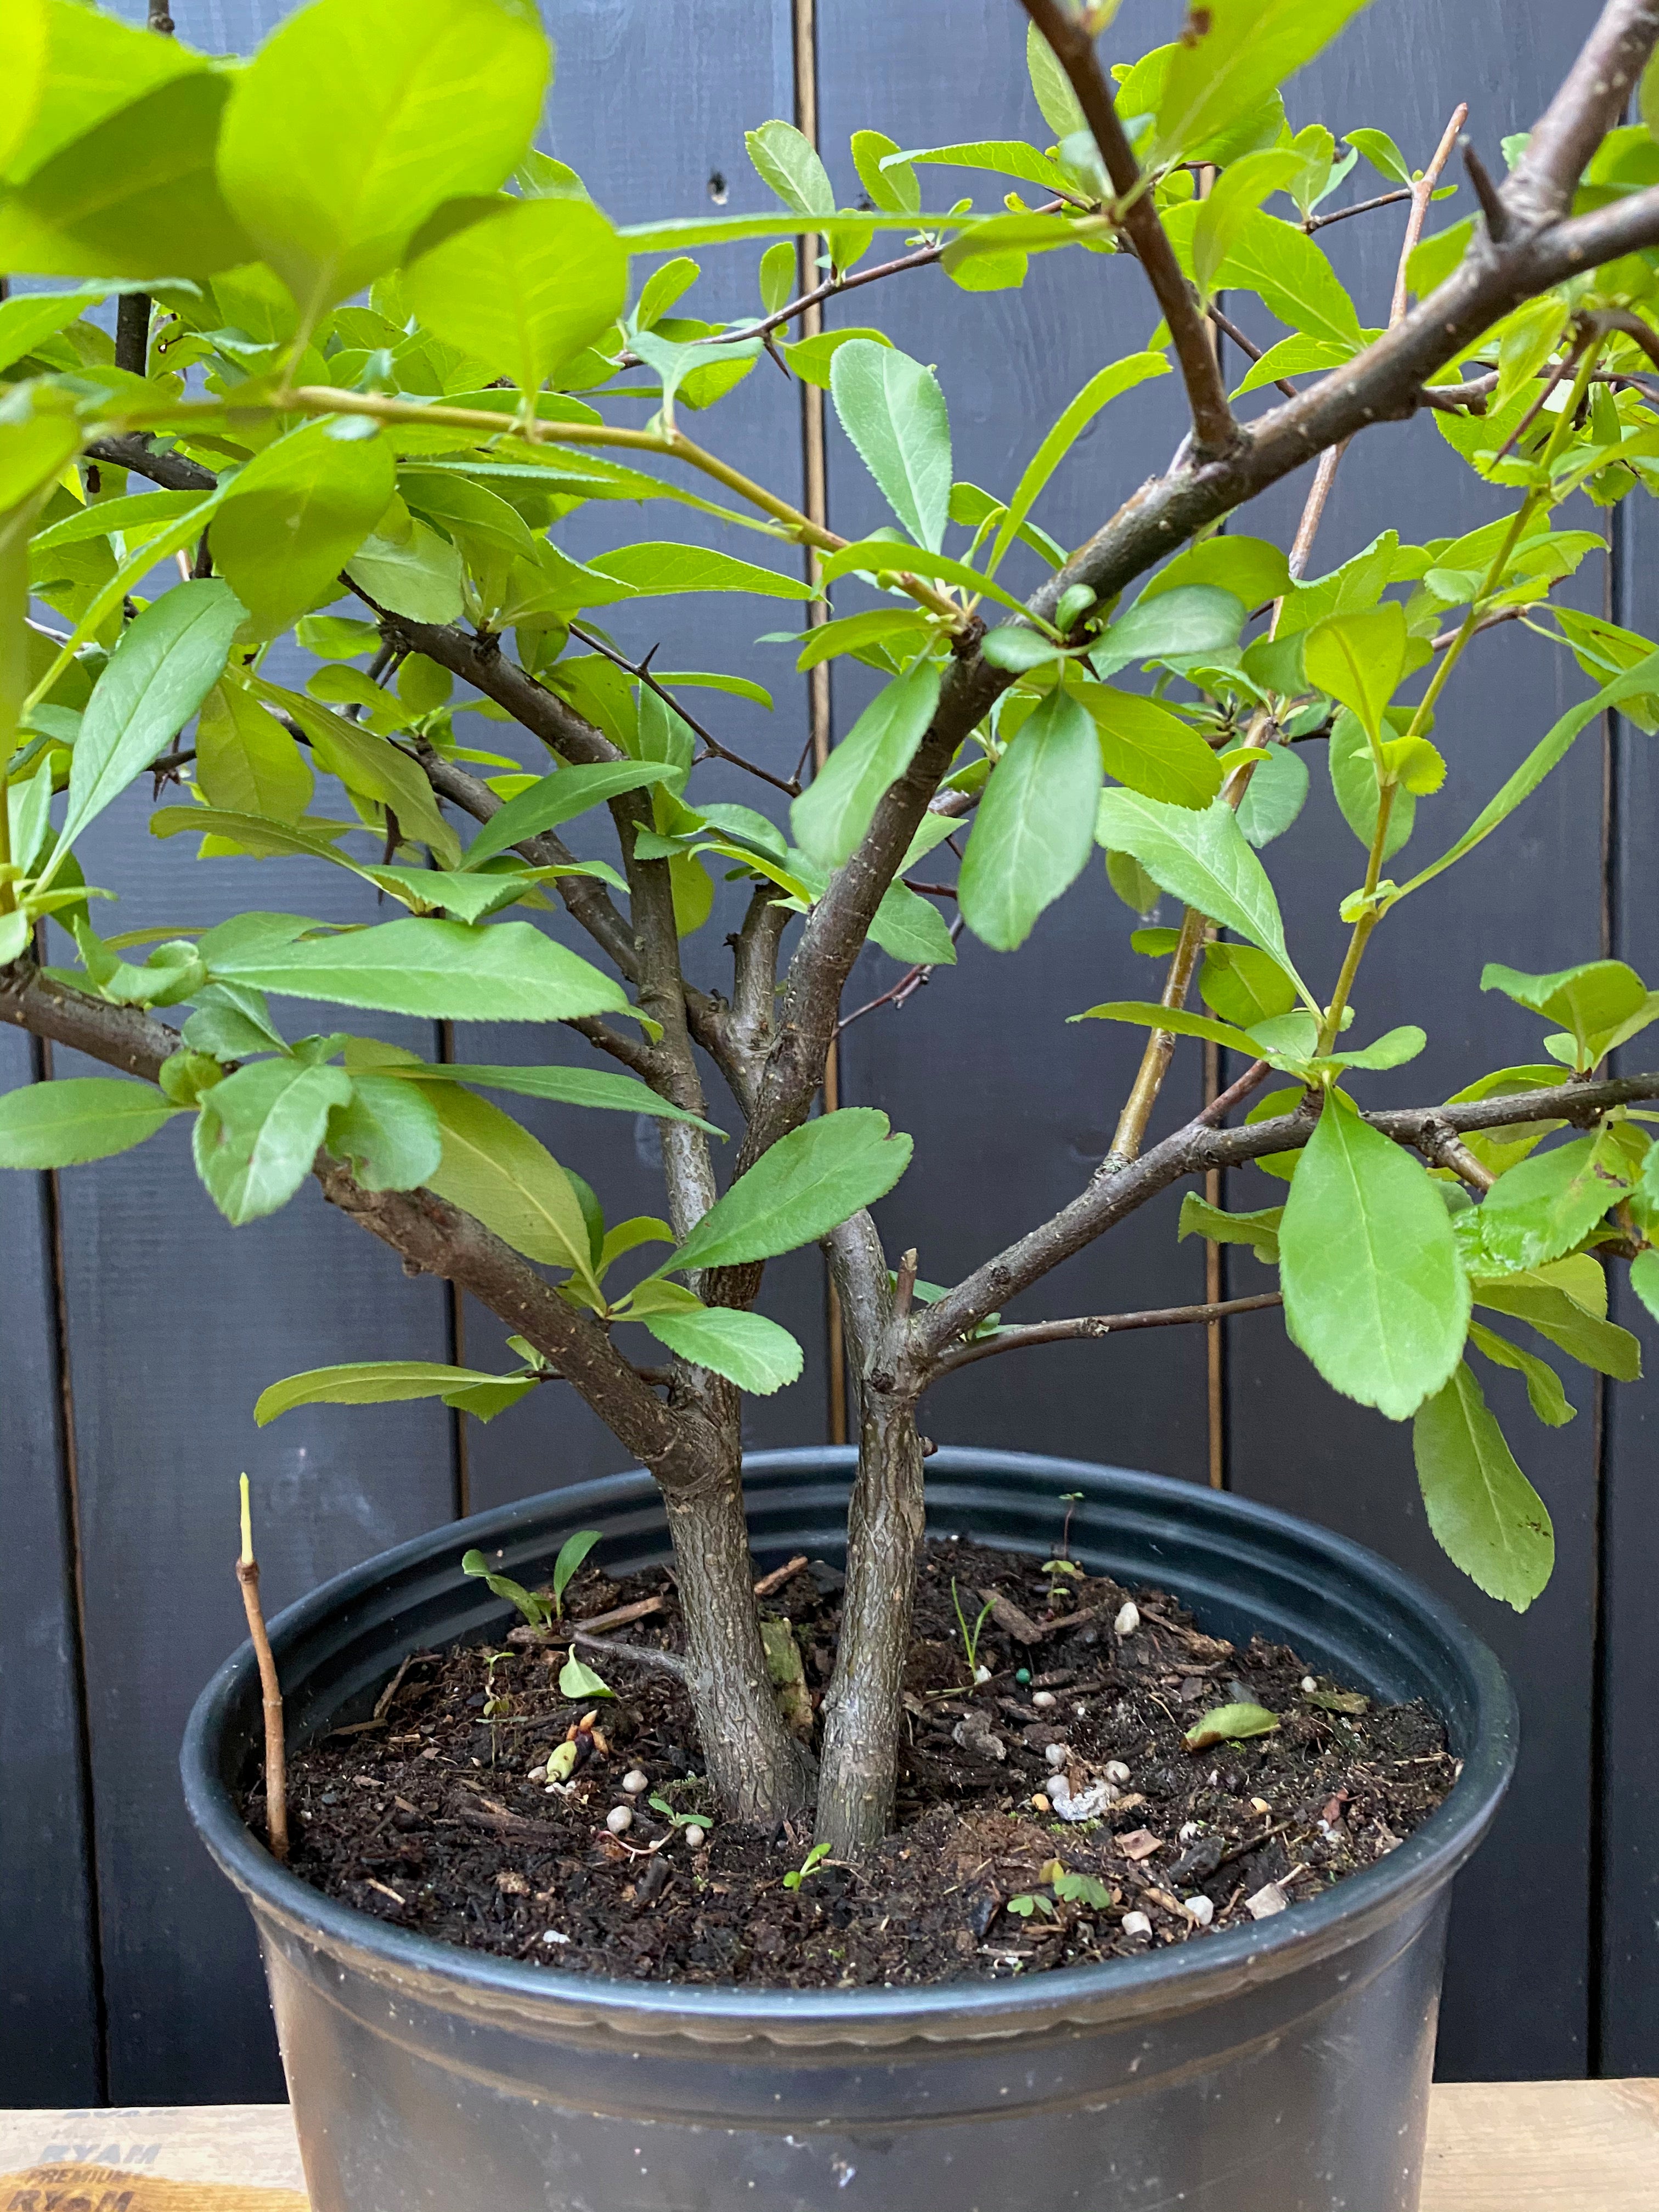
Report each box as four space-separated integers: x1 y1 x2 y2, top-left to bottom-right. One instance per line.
583 541 815 602
780 325 891 390
1181 1701 1281 1750
1480 960 1651 1068
209 916 630 1024
791 658 941 869
1081 684 1224 810
1072 1000 1258 1055
1182 205 1364 348
1200 940 1297 1028
1091 584 1245 677
559 1654 613 1700
1026 19 1086 138
667 1108 912 1274
375 1058 723 1133
1472 1265 1640 1381
460 760 678 871
960 687 1102 951
1345 126 1410 184
465 1551 555 1632
1475 1132 1631 1273
194 1059 353 1226
1396 651 1659 902
549 1528 602 1608
1329 708 1416 860
1279 1091 1470 1419
346 513 464 623
830 339 952 554
1630 1246 1659 1327
1094 788 1309 998
851 130 919 216
213 421 394 640
1233 742 1310 849
325 1073 444 1193
639 1304 804 1395
217 0 551 329
196 681 314 823
0 283 115 376
54 580 245 862
1141 537 1292 611
0 0 47 173
1191 148 1309 297
244 674 460 865
1467 1318 1576 1428
821 541 1030 618
0 68 252 281
1327 1025 1426 1071
868 880 958 967
0 1075 180 1167
256 1361 533 1425
424 1082 600 1290
404 193 627 393
1177 1193 1282 1262
1303 602 1407 748
1412 1361 1554 1610
988 352 1169 577
1150 0 1371 169
895 138 1073 195
745 119 835 217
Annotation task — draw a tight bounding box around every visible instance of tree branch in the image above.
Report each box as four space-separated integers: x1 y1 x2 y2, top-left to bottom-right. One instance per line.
0 962 716 1486
906 1068 1659 1378
1019 0 1237 460
935 1291 1284 1375
1507 0 1659 228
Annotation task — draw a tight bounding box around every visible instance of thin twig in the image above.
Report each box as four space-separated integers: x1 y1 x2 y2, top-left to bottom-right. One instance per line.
835 914 966 1034
936 1294 1284 1375
235 1476 288 1865
572 1628 687 1681
567 622 800 797
1020 0 1237 459
1306 185 1415 233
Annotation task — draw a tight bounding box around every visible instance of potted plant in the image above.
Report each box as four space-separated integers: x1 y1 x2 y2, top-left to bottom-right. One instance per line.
5 0 1659 2200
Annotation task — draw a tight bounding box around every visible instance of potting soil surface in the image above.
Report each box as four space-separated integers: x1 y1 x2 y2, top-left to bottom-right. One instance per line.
265 1538 1455 1988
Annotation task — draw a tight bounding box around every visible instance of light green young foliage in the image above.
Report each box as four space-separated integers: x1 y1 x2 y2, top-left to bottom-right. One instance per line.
11 0 1659 1649
217 0 550 330
404 195 628 394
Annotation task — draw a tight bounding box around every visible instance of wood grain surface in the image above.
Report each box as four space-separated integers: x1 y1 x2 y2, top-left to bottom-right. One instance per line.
4 2085 1655 2208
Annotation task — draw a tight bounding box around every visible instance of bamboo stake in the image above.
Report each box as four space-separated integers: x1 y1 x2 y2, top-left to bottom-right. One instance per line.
235 1474 289 1864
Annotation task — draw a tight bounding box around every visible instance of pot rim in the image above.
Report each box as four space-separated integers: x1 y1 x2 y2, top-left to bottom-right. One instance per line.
182 1447 1517 2045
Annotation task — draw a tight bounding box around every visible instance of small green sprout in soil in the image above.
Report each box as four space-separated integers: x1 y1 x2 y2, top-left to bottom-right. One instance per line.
952 1578 996 1675
783 1842 832 1892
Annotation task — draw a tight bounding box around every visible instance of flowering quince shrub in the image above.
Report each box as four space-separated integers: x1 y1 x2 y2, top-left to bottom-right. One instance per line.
6 0 1659 1855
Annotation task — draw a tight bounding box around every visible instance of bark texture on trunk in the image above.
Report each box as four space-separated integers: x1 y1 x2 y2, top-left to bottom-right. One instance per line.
812 1390 926 1857
663 1452 817 1825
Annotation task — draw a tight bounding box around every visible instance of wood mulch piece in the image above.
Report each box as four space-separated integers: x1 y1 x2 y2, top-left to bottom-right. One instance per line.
260 1536 1454 1990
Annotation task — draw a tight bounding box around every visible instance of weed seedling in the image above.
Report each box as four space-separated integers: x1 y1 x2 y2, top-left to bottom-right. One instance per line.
783 1842 832 1891
951 1578 997 1678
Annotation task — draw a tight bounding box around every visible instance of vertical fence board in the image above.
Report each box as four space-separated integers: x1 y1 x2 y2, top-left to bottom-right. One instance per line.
816 0 1210 1485
0 1029 101 2107
1215 0 1606 2081
2 0 1647 2105
1603 494 1659 2076
458 0 822 1518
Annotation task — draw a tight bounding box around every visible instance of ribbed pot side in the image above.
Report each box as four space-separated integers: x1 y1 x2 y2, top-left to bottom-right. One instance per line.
183 1448 1518 2212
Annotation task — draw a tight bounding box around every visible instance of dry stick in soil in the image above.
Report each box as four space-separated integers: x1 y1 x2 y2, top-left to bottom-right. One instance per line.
236 1475 288 1866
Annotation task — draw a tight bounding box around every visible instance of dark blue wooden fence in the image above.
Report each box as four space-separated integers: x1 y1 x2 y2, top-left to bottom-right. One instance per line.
2 0 1650 2106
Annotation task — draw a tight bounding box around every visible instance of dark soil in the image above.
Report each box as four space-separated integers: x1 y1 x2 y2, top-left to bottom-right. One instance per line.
263 1537 1456 1989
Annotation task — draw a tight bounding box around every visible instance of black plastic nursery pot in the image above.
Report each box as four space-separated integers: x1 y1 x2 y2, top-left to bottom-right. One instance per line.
183 1447 1517 2212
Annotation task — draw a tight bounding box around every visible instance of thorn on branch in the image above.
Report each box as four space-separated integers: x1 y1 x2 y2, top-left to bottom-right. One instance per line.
1460 136 1511 242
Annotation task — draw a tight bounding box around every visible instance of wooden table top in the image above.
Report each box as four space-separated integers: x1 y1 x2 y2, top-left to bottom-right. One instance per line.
2 2081 1654 2208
